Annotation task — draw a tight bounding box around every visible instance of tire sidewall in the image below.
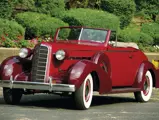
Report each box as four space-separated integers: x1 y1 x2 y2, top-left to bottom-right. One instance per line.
82 74 93 109
141 71 153 102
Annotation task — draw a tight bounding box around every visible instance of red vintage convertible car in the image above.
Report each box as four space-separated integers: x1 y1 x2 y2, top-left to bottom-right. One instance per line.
0 26 159 110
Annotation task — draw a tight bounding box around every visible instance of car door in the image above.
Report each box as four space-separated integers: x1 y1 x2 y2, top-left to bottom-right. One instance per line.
106 46 134 87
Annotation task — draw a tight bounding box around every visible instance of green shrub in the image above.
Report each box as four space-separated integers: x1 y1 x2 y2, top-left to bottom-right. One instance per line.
60 8 120 31
35 0 65 17
0 0 13 19
0 18 25 40
118 28 154 47
141 23 159 45
0 37 17 48
139 45 159 52
16 39 30 48
15 12 69 39
101 0 136 28
154 34 159 45
138 32 154 46
0 38 33 48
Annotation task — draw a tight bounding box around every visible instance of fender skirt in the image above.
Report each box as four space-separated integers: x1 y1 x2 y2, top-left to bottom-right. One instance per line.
68 60 112 94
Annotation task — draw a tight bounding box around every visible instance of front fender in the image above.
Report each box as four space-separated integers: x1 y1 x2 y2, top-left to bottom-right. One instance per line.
0 56 31 81
68 60 112 94
133 60 157 89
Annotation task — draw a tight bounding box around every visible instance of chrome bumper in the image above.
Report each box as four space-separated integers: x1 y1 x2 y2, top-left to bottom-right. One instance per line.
0 79 75 92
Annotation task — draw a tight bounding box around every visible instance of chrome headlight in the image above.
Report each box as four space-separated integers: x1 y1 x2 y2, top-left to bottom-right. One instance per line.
19 48 29 58
55 50 66 60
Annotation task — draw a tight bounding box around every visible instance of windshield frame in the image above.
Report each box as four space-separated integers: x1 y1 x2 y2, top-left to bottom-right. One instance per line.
54 26 110 46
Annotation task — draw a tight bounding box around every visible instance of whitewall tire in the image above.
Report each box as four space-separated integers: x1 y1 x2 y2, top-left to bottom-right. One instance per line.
74 74 93 110
134 71 153 102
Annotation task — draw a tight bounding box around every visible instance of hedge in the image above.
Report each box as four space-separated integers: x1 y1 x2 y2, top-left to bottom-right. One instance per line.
118 28 154 47
60 8 120 31
101 0 136 29
34 0 65 17
141 23 159 45
15 12 69 39
0 18 25 41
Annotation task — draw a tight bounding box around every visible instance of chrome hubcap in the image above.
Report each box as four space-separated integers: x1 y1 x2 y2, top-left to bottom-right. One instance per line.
143 76 150 96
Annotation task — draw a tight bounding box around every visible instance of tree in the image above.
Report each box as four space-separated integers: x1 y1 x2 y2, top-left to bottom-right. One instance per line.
101 0 136 28
34 0 65 17
0 0 13 19
135 0 159 21
66 0 101 9
13 0 35 12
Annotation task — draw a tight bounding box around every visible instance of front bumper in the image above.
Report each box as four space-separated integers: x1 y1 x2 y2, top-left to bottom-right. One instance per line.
0 78 75 92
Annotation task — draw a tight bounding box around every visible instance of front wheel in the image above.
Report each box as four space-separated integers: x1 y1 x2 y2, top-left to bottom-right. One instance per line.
134 71 153 102
74 74 93 110
3 88 23 105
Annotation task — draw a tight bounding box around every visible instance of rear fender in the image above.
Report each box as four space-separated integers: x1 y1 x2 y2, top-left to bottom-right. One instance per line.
0 56 31 81
133 61 157 89
68 60 112 94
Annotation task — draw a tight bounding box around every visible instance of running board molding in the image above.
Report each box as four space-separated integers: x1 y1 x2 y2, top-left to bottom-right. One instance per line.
109 88 141 94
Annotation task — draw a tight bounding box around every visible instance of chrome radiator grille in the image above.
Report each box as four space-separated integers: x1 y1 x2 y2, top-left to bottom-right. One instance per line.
31 45 49 82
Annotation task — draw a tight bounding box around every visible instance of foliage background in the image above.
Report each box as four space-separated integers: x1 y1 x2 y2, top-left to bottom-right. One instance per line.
0 0 158 51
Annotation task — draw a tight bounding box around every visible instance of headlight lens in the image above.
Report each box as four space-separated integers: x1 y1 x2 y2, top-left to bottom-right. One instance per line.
55 50 66 60
19 48 29 58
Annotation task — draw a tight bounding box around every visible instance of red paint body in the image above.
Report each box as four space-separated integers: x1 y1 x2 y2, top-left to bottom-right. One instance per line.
0 26 159 94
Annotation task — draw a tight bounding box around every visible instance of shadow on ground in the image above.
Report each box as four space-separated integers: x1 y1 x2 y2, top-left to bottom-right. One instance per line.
0 94 135 110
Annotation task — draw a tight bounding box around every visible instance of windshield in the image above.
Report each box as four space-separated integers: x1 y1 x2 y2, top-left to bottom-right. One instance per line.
56 27 107 43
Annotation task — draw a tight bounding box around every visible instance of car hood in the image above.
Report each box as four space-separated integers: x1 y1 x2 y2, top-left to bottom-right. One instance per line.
41 42 105 52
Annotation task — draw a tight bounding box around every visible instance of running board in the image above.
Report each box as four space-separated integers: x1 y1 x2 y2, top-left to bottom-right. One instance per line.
109 88 141 94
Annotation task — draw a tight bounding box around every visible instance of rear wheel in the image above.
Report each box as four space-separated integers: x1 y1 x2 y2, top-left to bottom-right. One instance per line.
74 74 93 110
3 88 23 105
134 71 153 102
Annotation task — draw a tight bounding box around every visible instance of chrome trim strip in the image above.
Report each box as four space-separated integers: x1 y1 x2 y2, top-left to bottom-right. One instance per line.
0 79 75 92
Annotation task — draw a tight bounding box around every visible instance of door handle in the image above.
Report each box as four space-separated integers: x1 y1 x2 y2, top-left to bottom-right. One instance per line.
129 55 133 59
